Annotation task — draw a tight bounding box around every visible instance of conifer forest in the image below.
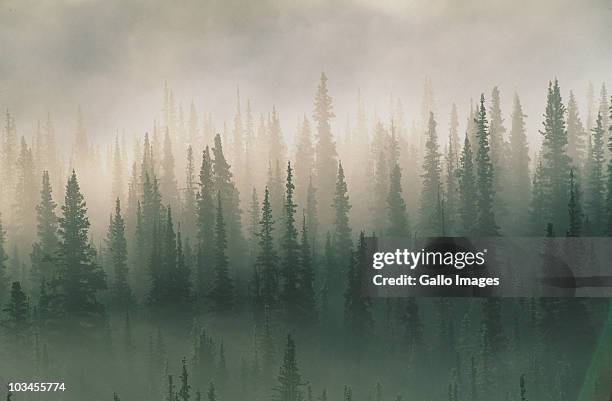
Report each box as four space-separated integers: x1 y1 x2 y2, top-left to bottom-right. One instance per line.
0 1 611 401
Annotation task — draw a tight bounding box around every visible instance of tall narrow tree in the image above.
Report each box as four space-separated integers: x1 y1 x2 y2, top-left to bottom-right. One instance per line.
474 94 499 236
313 73 338 227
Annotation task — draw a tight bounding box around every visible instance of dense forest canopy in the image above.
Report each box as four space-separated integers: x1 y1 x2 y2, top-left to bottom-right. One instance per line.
0 73 610 401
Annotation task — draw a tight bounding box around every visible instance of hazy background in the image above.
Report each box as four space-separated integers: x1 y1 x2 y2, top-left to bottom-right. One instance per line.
0 0 610 149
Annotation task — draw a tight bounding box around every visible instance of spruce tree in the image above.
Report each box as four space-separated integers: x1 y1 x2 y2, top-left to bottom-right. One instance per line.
209 192 234 313
281 162 300 323
14 136 38 244
111 135 124 204
540 79 571 233
372 147 388 236
306 176 318 248
566 170 582 237
255 188 279 309
458 135 477 235
566 91 586 169
196 146 215 300
445 114 459 235
585 112 605 234
161 128 179 210
51 170 107 341
313 73 338 227
344 232 373 345
333 162 352 271
106 198 132 308
529 161 547 236
183 145 198 241
419 112 442 236
178 357 191 401
297 214 317 325
31 171 59 286
273 335 305 401
474 94 499 236
508 94 531 229
488 87 507 212
387 163 409 236
295 116 315 207
211 134 245 268
248 188 260 261
1 281 30 346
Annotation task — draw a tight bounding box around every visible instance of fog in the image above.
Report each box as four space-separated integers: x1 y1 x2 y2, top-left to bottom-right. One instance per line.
0 0 610 150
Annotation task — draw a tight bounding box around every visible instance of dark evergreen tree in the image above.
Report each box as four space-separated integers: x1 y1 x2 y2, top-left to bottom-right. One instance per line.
508 94 531 230
50 170 107 342
387 163 409 236
488 87 508 215
183 145 198 241
295 116 315 207
306 176 319 248
540 79 571 233
344 232 372 344
281 162 300 323
254 188 279 309
248 188 260 261
313 72 338 227
458 135 477 235
273 335 306 401
106 198 132 308
585 112 605 234
1 281 30 347
212 134 245 268
161 128 179 209
419 112 442 235
209 192 234 312
567 170 582 237
529 161 547 236
14 136 37 244
333 162 352 271
474 94 499 236
178 357 191 401
566 91 586 169
31 171 59 286
297 214 317 326
196 146 215 301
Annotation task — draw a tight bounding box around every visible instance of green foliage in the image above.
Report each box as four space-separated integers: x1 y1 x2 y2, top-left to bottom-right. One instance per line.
254 188 279 309
1 281 30 346
30 171 59 286
273 335 305 401
50 170 107 340
197 147 216 301
210 193 234 312
458 135 477 235
387 163 409 236
540 79 571 234
281 162 300 322
419 112 442 236
344 232 372 344
474 94 499 236
106 198 132 308
313 72 338 226
333 162 352 268
585 112 606 234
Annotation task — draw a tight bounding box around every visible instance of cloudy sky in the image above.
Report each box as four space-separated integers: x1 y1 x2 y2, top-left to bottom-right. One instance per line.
0 0 610 146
